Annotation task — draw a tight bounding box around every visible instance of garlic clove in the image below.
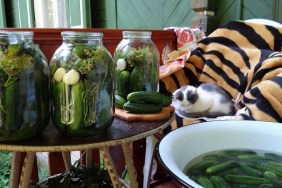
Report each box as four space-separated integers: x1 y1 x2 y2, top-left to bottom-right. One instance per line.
63 69 80 85
53 67 67 82
116 59 126 71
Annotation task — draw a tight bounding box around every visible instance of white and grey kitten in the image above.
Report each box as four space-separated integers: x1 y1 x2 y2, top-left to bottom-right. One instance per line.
172 82 236 118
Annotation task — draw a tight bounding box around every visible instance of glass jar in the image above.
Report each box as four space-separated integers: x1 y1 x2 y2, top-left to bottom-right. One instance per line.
0 31 50 141
50 32 114 138
114 31 160 99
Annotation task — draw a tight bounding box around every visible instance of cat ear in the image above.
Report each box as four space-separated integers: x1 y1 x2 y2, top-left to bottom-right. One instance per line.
174 90 183 101
187 90 199 103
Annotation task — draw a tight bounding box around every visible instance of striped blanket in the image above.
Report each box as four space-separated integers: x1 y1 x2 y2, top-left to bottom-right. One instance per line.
160 20 282 127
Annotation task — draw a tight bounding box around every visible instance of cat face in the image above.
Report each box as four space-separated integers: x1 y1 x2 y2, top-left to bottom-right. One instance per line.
173 85 199 110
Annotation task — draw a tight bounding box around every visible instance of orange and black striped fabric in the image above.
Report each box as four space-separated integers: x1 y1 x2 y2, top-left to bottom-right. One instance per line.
159 20 282 123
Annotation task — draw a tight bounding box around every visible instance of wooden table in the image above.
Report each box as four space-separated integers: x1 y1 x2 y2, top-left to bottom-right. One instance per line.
0 113 174 188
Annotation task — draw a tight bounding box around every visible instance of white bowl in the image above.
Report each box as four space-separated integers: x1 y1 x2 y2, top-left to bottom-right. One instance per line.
156 120 282 188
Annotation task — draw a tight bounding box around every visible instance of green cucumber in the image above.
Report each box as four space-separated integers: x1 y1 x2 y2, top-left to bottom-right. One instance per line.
115 95 126 109
5 78 20 131
95 91 112 129
123 101 162 114
0 68 7 130
69 81 85 131
51 81 65 131
197 176 215 188
34 69 50 122
72 45 87 58
222 150 257 156
225 175 269 185
129 66 143 92
240 165 261 177
264 153 282 162
259 184 274 188
263 171 282 186
206 160 239 174
188 160 218 173
267 161 282 167
52 80 85 133
238 155 271 161
115 68 121 93
117 70 130 99
162 95 172 107
250 161 282 176
210 176 230 188
127 91 163 104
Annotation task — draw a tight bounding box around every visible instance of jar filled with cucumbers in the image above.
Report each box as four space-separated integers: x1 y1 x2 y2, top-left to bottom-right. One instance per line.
50 32 114 138
0 31 50 141
114 31 160 100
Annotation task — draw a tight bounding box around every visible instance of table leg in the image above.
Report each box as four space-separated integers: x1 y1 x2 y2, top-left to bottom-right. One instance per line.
62 151 72 170
121 143 138 188
143 135 159 188
100 147 122 188
10 152 21 188
19 152 36 188
85 149 92 168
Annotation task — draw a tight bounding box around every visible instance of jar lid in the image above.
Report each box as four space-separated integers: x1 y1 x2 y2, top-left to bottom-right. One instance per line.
0 30 9 36
0 30 34 37
61 31 103 38
122 31 152 39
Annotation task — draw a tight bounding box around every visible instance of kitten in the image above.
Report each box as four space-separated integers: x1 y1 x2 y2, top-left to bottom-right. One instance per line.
172 82 236 118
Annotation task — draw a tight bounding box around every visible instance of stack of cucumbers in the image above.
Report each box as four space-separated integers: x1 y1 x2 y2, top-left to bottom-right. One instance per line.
185 149 282 188
115 91 172 114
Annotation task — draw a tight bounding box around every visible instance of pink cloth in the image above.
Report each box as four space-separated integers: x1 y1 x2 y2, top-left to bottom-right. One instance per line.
160 27 204 79
159 49 190 79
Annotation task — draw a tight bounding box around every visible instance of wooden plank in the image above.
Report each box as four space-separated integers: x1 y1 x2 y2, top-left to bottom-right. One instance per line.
105 0 117 28
17 0 34 27
0 0 6 27
68 0 91 28
277 0 282 22
243 0 274 19
164 0 194 27
163 0 181 24
116 0 194 29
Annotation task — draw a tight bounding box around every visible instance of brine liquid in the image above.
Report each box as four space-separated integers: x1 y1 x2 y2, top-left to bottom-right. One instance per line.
184 149 282 188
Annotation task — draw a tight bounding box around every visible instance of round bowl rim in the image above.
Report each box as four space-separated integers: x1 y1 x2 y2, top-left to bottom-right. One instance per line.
156 120 282 187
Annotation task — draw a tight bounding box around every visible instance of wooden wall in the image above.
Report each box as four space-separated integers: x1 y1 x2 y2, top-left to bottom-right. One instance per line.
105 0 282 34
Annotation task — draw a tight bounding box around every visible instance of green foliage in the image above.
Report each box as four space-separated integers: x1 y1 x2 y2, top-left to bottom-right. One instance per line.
76 46 112 75
30 160 112 188
0 151 12 188
0 43 33 87
121 46 156 69
38 167 49 181
51 46 112 77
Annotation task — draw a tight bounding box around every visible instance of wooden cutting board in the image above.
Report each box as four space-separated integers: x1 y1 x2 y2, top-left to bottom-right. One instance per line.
114 106 175 122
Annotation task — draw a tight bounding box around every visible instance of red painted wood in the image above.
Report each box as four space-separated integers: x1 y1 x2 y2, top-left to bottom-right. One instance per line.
109 146 125 176
1 28 177 64
132 139 146 186
48 152 66 175
79 149 100 166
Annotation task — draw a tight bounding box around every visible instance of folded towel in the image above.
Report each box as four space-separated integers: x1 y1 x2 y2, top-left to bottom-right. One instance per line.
159 27 204 82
